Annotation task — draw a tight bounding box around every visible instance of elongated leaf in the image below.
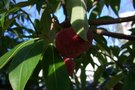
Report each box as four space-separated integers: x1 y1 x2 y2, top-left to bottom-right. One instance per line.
3 0 10 10
9 39 44 90
40 7 51 35
43 44 70 90
97 0 105 16
110 0 120 15
3 17 16 32
0 13 5 28
105 72 124 89
66 0 89 40
0 38 39 69
36 0 45 13
80 65 86 90
93 66 104 83
48 0 61 12
123 71 135 90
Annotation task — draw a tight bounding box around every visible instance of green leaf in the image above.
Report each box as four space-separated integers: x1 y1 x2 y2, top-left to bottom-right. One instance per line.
43 44 70 90
40 7 51 37
48 0 61 12
123 71 135 90
13 0 36 8
109 0 120 15
0 8 19 30
36 0 44 13
93 66 105 83
110 46 120 57
0 1 37 30
98 0 105 15
89 6 99 20
3 0 10 10
0 13 5 28
104 0 110 6
9 39 44 90
2 17 16 32
0 38 39 69
117 54 128 64
97 52 108 65
83 50 95 68
66 0 89 40
80 65 86 90
86 0 93 12
74 73 81 90
3 0 37 17
104 72 124 89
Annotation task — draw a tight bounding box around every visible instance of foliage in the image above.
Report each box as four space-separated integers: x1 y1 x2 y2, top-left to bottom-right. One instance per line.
0 0 135 90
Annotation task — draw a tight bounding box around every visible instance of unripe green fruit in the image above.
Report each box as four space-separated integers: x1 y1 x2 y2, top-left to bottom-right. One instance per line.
64 57 75 75
55 27 93 58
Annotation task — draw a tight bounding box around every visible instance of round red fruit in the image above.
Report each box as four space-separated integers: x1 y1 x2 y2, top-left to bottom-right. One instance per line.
55 27 92 58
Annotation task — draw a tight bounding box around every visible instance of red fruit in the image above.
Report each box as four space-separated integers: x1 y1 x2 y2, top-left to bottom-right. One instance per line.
55 27 92 58
64 58 75 75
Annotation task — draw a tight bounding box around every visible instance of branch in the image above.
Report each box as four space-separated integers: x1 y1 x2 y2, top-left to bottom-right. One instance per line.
89 15 135 25
94 29 135 41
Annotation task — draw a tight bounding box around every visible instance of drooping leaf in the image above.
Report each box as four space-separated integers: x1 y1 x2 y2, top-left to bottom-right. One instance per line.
89 6 99 20
48 0 61 12
87 0 93 12
104 0 110 6
104 72 124 89
83 50 95 68
40 7 51 37
97 51 108 65
36 0 45 13
66 0 89 40
2 17 16 32
9 39 44 90
0 38 39 69
110 46 120 57
0 7 19 30
43 44 70 90
74 72 81 90
117 54 128 65
3 0 10 10
98 0 105 16
3 0 37 18
0 13 5 28
13 0 36 8
109 0 120 15
123 71 135 90
80 65 86 90
93 65 105 83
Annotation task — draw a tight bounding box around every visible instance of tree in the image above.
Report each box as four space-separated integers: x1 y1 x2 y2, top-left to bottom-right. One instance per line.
0 0 135 90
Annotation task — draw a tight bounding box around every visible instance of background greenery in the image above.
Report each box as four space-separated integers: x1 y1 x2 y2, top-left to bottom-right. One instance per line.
0 0 135 90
